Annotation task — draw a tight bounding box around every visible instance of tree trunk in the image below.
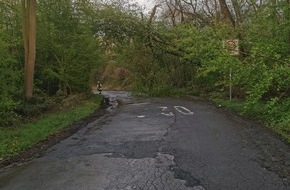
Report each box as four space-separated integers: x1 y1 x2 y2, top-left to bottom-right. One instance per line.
22 0 36 99
231 0 242 27
218 0 235 26
175 0 185 23
165 0 176 26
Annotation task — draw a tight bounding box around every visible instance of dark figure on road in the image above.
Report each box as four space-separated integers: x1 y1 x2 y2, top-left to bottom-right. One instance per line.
97 81 102 94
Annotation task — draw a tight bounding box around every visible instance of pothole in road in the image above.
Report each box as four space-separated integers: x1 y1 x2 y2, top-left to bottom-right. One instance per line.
101 139 204 189
170 166 202 187
97 152 205 190
93 139 205 189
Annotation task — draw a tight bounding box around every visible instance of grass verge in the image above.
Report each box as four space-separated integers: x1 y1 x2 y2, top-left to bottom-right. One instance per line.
0 94 103 161
213 99 290 144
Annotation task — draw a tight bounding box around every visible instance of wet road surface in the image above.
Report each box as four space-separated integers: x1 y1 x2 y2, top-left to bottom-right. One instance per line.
0 91 289 190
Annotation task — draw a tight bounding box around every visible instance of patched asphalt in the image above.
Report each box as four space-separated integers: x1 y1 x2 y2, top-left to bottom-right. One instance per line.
0 91 289 190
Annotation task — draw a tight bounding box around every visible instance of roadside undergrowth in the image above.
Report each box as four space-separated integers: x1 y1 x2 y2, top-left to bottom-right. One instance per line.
213 99 290 144
0 94 103 162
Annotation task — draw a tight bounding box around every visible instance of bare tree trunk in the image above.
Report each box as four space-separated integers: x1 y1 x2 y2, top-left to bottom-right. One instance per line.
214 0 219 25
218 0 235 26
175 0 185 23
165 0 177 26
146 4 160 50
231 0 242 27
22 0 36 99
148 3 160 26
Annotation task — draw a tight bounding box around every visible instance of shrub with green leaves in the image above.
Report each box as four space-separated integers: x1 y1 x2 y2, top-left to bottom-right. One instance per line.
0 30 22 127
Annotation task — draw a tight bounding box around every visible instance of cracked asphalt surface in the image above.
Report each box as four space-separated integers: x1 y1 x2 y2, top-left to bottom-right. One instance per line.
0 91 289 190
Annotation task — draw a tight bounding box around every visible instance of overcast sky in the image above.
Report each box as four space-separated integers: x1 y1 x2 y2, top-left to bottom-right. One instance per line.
134 0 155 12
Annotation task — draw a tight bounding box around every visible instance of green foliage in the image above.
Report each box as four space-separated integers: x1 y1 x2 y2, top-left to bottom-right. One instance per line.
0 98 20 126
123 1 290 140
94 5 145 44
214 98 290 143
0 8 22 126
36 0 101 95
0 0 103 126
0 0 289 141
161 24 239 96
0 94 103 160
18 91 57 118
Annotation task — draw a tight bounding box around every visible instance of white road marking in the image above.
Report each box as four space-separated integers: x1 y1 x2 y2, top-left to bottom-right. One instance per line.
161 112 174 117
174 106 194 115
159 106 168 111
159 106 174 117
137 115 146 118
159 106 193 116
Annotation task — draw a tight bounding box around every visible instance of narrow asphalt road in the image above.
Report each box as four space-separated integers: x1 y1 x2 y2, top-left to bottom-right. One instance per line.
0 91 289 190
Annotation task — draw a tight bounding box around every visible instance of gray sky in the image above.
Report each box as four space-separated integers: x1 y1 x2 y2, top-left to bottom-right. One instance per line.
134 0 155 11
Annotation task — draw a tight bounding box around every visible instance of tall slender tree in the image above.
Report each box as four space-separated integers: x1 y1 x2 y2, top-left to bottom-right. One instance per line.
22 0 36 99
